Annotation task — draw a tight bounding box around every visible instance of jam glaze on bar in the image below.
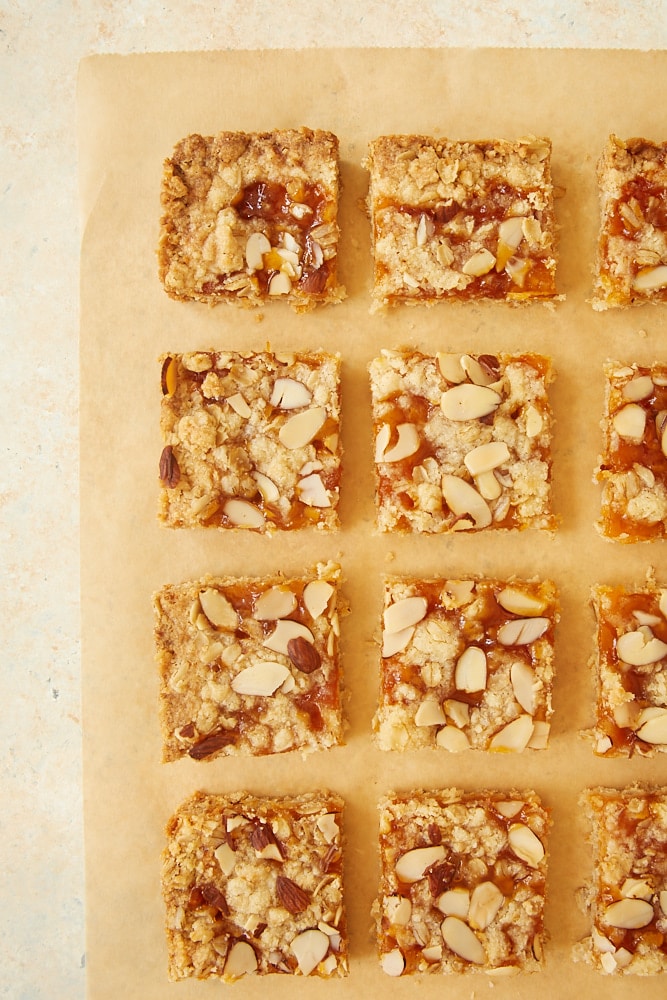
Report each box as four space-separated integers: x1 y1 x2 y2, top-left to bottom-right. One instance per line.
574 787 667 975
364 134 558 309
595 361 667 542
154 563 344 761
162 790 348 981
593 135 667 310
374 789 549 976
374 576 557 753
158 129 344 311
588 573 667 757
159 350 341 532
370 349 555 534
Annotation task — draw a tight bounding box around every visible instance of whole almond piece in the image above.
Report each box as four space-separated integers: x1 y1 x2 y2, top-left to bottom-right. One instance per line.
276 875 311 914
287 636 321 673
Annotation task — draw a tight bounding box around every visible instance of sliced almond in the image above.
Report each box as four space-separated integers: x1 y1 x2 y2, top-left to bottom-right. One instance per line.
316 812 339 844
613 403 647 441
251 470 280 503
385 896 412 925
437 352 466 384
253 586 297 621
616 628 667 665
460 354 498 387
436 726 470 752
231 661 290 696
268 270 292 296
510 661 538 714
380 948 405 977
199 589 238 630
496 216 525 270
636 708 667 744
437 887 470 918
475 470 502 500
633 609 662 627
227 392 252 418
422 945 443 963
632 264 667 292
603 898 654 929
376 423 420 463
415 700 447 727
441 475 492 528
455 646 487 692
279 406 327 449
508 823 545 868
384 595 428 634
525 404 543 438
444 699 470 728
290 928 329 976
468 881 504 931
223 498 266 529
298 473 331 507
440 384 502 421
621 878 653 900
442 580 475 607
497 587 548 617
224 940 258 979
497 617 549 645
245 231 271 271
464 441 510 477
494 800 524 819
214 842 237 876
462 248 496 277
622 375 654 401
489 715 534 753
441 916 485 965
263 619 314 655
382 625 415 657
505 256 531 287
395 845 446 883
270 377 312 410
527 720 550 750
303 580 334 619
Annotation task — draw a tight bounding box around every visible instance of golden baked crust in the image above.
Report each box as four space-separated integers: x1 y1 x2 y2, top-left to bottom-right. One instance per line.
592 135 667 310
162 790 348 980
154 564 344 760
364 134 558 308
574 787 667 974
373 575 557 753
158 128 345 311
374 789 549 975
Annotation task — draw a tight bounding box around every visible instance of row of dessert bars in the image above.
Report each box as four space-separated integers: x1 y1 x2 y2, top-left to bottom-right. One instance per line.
158 348 667 543
161 785 667 980
158 128 667 311
153 565 667 762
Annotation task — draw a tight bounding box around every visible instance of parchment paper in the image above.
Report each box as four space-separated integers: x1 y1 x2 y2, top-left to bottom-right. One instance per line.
78 48 667 999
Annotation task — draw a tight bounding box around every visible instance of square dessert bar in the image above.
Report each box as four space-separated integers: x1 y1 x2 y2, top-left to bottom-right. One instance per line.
592 135 667 310
374 789 549 976
162 790 348 981
574 787 667 975
154 563 343 760
158 128 344 311
588 575 667 757
158 350 341 532
595 360 667 541
369 349 555 533
373 576 557 753
364 134 558 308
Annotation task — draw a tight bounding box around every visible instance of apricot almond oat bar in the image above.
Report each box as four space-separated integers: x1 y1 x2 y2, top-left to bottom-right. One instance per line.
373 576 557 753
588 574 667 757
374 789 549 976
369 349 555 534
154 564 343 760
158 128 344 311
592 135 667 310
364 134 558 308
574 787 667 974
158 350 341 532
594 360 667 541
162 790 347 981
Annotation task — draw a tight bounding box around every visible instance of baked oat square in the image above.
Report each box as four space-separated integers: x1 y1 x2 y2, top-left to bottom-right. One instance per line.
574 787 667 975
154 563 343 760
374 789 549 976
373 576 557 753
162 790 348 981
592 135 667 310
158 350 341 532
588 574 667 757
364 134 558 309
594 360 667 541
369 349 555 534
158 128 344 311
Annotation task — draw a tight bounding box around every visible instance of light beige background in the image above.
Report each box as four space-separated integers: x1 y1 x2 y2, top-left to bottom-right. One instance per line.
78 47 667 999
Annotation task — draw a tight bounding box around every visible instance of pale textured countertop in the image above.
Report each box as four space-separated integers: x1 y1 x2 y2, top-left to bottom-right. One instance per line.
2 3 666 997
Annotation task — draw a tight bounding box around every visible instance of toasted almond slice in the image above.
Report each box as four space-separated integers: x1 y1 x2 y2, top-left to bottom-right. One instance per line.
384 595 428 634
442 580 475 606
251 470 280 503
468 881 504 931
444 699 470 728
508 823 545 868
245 231 271 271
437 352 466 384
253 586 297 621
199 588 238 630
460 354 497 387
633 609 662 626
527 720 550 750
613 403 647 441
616 628 667 665
505 257 531 287
603 898 654 929
475 470 502 500
376 423 420 463
510 661 538 714
303 580 334 619
494 800 524 819
231 661 290 696
316 813 339 845
441 916 485 965
268 270 292 295
291 929 330 976
263 619 314 655
227 392 252 418
382 625 415 657
496 216 525 270
270 377 313 410
489 714 534 753
214 842 237 876
385 896 412 925
422 945 443 963
224 940 258 979
621 878 653 900
437 888 470 918
636 708 667 744
396 845 446 883
497 617 549 645
298 472 331 507
622 375 654 401
223 498 266 529
415 700 447 727
380 948 405 977
455 646 487 692
462 248 496 276
464 441 510 477
278 406 327 449
440 384 502 421
441 475 492 528
436 726 470 752
632 264 667 292
525 404 544 437
497 587 548 616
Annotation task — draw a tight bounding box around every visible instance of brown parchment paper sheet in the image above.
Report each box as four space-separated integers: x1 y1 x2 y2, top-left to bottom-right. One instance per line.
78 48 667 999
